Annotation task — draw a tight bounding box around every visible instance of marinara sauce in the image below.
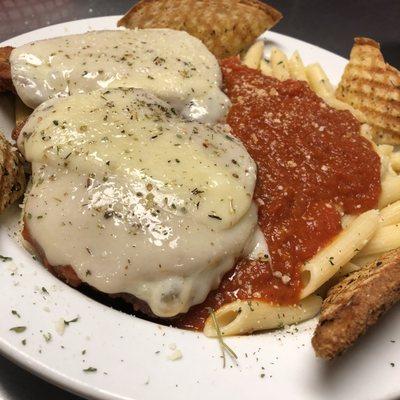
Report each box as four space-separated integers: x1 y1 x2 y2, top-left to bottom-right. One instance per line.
175 57 381 330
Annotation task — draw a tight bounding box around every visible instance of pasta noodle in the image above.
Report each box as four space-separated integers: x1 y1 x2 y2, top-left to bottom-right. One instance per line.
270 47 290 80
379 200 400 227
259 58 273 76
203 295 322 337
300 209 379 299
356 224 400 257
379 175 400 208
390 152 400 172
242 40 264 70
288 51 307 81
305 63 335 99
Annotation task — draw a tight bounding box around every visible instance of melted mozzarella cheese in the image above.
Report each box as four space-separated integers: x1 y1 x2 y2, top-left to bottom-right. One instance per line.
18 88 257 317
10 29 230 123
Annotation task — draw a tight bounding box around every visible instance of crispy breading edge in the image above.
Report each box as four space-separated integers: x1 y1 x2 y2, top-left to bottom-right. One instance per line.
118 0 282 35
312 249 400 359
0 46 14 93
0 132 26 213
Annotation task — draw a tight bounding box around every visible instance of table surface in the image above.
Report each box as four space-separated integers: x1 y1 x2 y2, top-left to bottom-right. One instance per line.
0 1 399 399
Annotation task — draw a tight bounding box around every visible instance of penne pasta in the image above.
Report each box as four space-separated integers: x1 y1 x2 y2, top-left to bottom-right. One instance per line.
203 295 322 336
390 151 400 172
341 214 355 229
356 224 400 257
260 58 273 76
270 47 290 80
300 209 379 299
288 50 307 81
242 41 264 69
305 63 335 99
379 200 400 227
379 175 400 208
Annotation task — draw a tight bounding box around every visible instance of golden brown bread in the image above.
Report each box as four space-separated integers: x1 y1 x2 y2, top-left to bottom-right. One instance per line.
0 46 14 93
312 249 400 359
0 132 25 213
335 37 400 144
118 0 282 58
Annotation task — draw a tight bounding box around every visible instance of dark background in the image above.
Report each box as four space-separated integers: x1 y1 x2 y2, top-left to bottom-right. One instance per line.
0 1 399 399
0 0 399 67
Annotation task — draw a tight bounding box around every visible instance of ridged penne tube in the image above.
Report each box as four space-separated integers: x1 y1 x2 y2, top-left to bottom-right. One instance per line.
305 63 335 99
242 41 264 69
300 209 379 299
203 295 322 336
260 58 273 76
379 200 400 227
356 224 400 257
390 152 400 172
270 47 290 80
288 50 307 81
379 175 400 208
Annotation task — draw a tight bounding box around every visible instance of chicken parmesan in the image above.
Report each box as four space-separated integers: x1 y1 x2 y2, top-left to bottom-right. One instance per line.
17 87 257 317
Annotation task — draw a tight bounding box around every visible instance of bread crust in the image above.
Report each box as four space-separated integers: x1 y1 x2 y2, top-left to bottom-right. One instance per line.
118 0 282 58
0 132 25 213
0 46 14 93
312 249 400 359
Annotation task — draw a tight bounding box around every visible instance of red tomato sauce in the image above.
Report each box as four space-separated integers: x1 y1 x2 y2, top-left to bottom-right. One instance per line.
174 57 381 331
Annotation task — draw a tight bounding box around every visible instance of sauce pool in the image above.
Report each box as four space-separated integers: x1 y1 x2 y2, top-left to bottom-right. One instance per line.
175 57 381 330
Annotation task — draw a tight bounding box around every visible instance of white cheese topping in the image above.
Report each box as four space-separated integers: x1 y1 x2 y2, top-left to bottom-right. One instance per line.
10 29 230 123
18 88 257 317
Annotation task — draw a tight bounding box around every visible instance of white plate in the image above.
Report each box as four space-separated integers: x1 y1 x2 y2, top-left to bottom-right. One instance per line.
0 16 399 400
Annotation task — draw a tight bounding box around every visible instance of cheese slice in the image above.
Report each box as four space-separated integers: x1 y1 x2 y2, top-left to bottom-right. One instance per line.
18 88 257 317
10 29 230 123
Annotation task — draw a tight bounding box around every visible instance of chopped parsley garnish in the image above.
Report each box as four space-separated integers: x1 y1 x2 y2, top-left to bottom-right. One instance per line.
64 317 79 325
83 367 97 373
0 255 12 262
10 326 26 333
43 332 52 342
11 310 21 318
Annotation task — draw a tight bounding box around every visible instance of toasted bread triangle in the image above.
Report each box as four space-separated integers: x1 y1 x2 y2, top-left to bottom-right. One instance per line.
118 0 282 58
336 37 400 144
312 249 400 359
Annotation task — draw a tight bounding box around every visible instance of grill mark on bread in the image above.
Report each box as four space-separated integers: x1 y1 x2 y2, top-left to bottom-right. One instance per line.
336 37 400 144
